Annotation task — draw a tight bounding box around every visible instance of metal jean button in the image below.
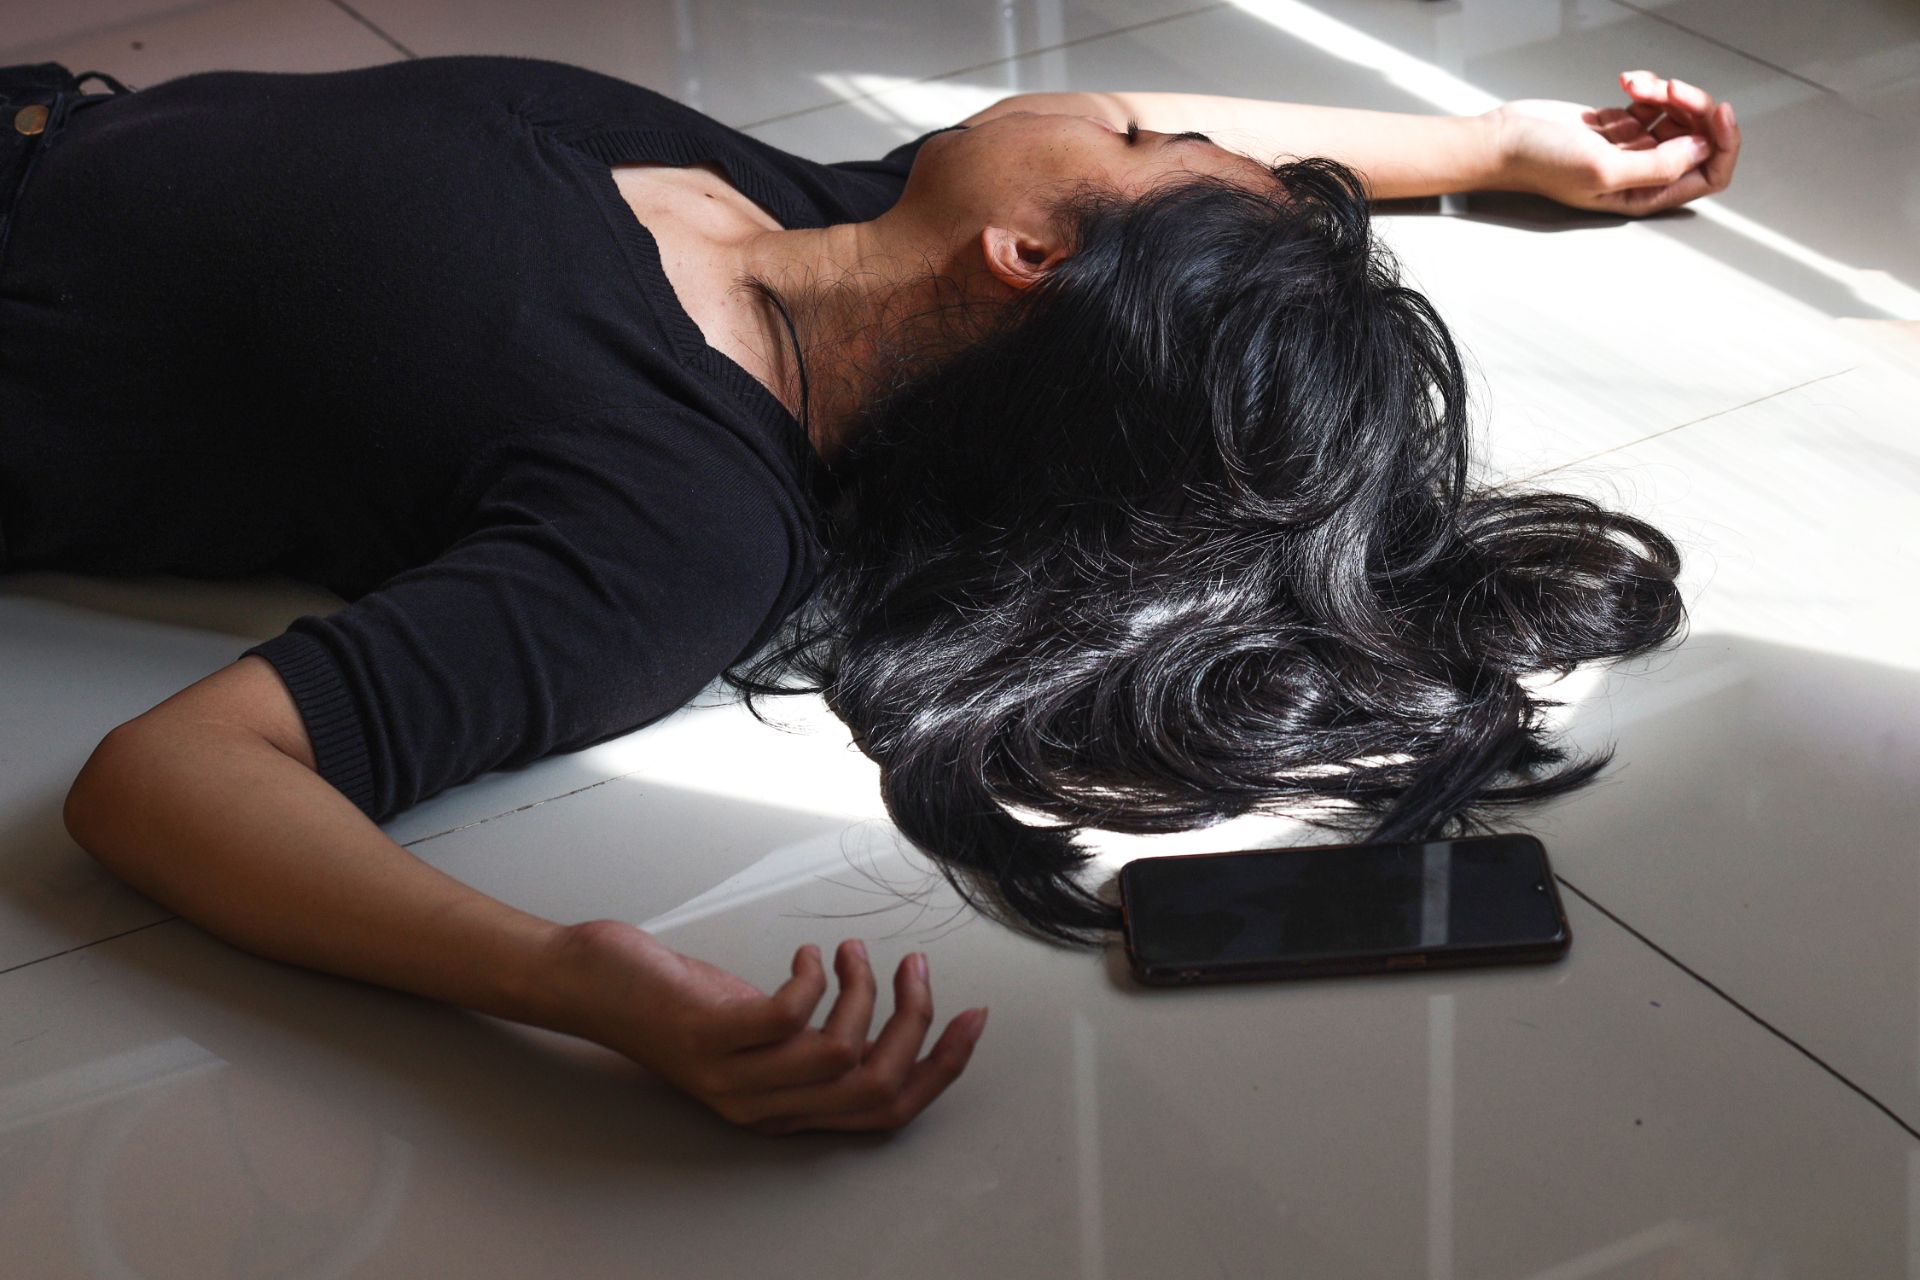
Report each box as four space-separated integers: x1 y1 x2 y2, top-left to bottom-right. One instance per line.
13 103 48 136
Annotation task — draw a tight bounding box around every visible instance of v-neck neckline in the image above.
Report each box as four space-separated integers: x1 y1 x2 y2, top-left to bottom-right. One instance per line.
560 126 822 467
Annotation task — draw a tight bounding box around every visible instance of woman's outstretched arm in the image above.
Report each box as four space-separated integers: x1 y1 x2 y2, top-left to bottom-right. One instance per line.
992 90 1506 199
966 68 1741 214
63 656 986 1135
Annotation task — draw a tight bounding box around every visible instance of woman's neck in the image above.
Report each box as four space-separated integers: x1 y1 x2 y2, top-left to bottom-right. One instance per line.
723 215 975 462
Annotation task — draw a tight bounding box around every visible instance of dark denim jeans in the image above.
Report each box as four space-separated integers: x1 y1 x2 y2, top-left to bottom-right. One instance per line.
0 63 130 278
0 63 130 563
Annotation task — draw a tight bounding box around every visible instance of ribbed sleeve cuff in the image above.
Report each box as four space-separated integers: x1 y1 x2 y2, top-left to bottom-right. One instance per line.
241 629 379 819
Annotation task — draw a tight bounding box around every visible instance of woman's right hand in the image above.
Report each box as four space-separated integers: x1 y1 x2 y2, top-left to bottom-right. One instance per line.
549 918 989 1135
1487 69 1741 216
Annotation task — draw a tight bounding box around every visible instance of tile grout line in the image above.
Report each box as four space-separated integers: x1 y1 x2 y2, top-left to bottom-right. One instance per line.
1553 873 1920 1142
399 769 647 849
1514 365 1856 485
0 770 642 980
0 915 178 979
395 700 811 847
735 1 1229 131
1604 0 1837 97
324 0 418 60
0 768 638 978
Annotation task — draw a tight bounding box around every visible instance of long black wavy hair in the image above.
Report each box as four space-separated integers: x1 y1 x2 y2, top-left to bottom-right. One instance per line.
730 156 1684 946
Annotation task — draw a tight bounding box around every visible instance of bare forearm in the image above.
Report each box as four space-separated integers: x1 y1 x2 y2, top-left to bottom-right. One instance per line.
1136 93 1501 197
64 722 581 1036
1009 91 1505 199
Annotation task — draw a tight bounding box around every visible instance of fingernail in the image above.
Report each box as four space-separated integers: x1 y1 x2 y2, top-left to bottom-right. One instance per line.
912 952 929 981
973 1007 990 1034
1693 136 1713 159
848 939 867 963
1726 102 1737 128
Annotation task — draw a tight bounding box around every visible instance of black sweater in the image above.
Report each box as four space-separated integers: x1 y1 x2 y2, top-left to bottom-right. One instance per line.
0 56 936 821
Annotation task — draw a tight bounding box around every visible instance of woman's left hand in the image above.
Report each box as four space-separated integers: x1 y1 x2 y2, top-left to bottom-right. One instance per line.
1484 69 1741 216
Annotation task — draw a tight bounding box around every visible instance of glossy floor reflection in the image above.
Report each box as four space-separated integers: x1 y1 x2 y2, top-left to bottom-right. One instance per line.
3 0 1917 1276
4 838 1913 1278
1548 637 1920 1129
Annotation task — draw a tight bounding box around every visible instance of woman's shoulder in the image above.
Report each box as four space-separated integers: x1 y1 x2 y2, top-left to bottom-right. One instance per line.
138 55 687 128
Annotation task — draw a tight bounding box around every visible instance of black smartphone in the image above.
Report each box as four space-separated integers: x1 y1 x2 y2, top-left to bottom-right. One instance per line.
1118 833 1570 986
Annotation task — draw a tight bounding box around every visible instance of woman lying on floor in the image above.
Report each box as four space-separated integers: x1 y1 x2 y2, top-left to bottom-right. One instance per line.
5 58 1736 1133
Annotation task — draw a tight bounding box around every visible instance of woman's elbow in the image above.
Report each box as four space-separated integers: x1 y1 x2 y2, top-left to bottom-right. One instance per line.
63 721 168 869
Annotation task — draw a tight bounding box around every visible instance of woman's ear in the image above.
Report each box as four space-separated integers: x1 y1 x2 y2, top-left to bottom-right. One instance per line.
981 225 1070 290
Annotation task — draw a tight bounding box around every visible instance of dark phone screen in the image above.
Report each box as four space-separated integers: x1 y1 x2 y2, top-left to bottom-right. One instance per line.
1122 835 1562 969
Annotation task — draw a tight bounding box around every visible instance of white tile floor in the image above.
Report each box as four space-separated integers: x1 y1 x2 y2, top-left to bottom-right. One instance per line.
3 1 1918 1275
